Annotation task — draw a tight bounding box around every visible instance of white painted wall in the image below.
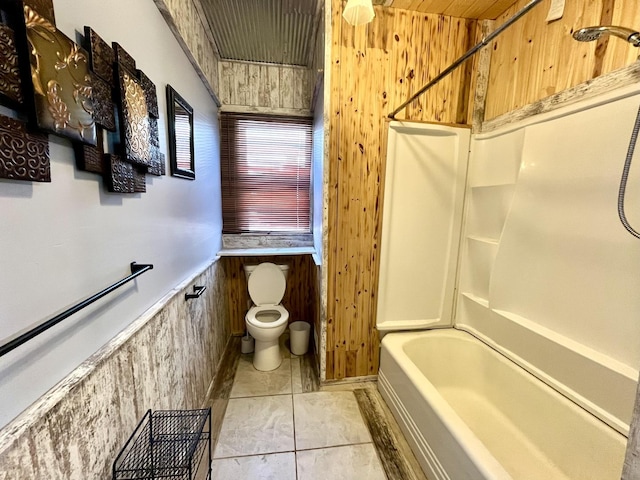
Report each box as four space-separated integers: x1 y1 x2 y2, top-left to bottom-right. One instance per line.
0 0 221 428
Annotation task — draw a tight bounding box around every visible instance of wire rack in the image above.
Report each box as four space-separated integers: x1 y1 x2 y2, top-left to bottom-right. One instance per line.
113 408 211 480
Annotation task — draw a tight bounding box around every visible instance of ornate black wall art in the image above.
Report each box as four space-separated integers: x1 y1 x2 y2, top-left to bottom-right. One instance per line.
146 113 163 176
23 5 96 145
103 154 134 193
0 113 50 182
116 65 151 166
133 166 146 193
90 73 115 131
0 24 23 106
138 70 158 118
113 42 136 74
84 27 114 87
74 128 104 174
22 0 55 24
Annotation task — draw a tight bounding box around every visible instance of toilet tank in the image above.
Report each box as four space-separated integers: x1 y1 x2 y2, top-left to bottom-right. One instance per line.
243 263 289 282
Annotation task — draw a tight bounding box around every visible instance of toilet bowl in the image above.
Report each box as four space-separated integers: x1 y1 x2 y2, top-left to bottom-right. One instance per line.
245 262 290 371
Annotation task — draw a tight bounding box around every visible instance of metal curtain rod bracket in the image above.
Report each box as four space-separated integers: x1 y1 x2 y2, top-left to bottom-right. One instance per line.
388 0 543 119
0 262 154 358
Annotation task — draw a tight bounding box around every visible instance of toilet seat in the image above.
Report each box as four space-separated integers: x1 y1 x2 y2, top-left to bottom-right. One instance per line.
248 263 286 306
246 304 289 328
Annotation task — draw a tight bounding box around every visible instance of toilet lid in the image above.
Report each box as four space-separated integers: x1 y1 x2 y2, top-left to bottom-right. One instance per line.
248 262 285 306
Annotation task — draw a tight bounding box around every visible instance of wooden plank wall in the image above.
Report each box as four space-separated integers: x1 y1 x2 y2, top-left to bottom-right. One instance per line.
154 0 220 102
325 1 479 380
218 61 313 115
221 255 317 336
385 0 517 19
485 0 640 120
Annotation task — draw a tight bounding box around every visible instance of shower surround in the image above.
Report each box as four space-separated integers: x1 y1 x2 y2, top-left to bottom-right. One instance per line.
377 83 640 479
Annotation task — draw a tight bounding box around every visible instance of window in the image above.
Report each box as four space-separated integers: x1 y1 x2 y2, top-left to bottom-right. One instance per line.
220 113 312 234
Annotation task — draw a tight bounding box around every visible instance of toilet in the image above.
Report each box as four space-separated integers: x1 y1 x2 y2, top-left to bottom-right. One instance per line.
244 262 290 371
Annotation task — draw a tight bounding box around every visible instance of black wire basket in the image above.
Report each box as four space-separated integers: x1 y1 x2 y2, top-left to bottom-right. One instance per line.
113 408 211 480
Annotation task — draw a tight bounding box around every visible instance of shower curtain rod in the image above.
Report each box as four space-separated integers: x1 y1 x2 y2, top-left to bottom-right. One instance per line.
388 0 543 119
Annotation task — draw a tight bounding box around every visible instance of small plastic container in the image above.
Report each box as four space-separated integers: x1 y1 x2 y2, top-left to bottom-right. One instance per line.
289 321 311 355
241 333 255 354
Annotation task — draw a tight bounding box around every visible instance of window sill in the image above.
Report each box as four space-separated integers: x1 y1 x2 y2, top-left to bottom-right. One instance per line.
218 234 317 259
217 246 317 257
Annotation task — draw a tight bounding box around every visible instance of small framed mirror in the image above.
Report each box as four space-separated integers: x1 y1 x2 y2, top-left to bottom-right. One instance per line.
166 85 195 179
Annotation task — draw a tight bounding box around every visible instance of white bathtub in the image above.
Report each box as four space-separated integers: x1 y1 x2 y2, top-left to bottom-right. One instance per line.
378 329 627 480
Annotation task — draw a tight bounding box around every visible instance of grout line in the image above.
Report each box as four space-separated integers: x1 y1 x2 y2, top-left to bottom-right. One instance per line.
228 391 293 400
291 358 298 480
212 441 377 461
294 441 375 453
212 450 297 460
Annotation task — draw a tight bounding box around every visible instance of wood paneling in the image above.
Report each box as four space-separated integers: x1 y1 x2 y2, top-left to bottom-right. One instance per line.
384 0 518 19
325 3 478 380
0 260 231 478
221 255 318 335
484 0 640 120
219 60 313 115
154 0 221 104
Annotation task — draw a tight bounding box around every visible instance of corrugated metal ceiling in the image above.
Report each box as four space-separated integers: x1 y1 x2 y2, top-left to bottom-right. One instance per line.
199 0 516 67
200 0 323 67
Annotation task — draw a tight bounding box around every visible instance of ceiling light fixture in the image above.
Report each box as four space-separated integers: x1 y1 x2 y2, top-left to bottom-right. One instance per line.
342 0 375 26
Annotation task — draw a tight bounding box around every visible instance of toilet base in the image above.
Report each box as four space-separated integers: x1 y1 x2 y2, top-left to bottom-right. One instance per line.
253 338 282 371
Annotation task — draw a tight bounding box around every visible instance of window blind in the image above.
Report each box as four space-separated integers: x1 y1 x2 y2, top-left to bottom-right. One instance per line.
220 113 313 234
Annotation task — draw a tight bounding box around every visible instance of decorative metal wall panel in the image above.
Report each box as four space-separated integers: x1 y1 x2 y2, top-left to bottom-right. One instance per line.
147 147 164 176
24 6 96 145
84 27 115 86
23 0 55 24
147 117 163 174
138 70 158 118
147 145 166 176
103 154 134 193
133 167 146 192
113 42 136 74
0 24 23 106
0 114 50 182
149 116 159 147
116 66 151 166
74 142 103 174
90 73 115 131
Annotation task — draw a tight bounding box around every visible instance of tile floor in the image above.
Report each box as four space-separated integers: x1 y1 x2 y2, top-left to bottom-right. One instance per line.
211 351 388 479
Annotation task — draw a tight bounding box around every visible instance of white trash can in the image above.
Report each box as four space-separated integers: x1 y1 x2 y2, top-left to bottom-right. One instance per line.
290 321 311 355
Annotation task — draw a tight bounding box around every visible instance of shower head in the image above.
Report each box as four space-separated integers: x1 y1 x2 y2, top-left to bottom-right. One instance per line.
573 26 640 47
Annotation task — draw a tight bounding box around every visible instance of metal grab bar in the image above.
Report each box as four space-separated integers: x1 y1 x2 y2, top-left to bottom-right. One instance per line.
388 0 543 119
0 262 154 357
185 285 207 300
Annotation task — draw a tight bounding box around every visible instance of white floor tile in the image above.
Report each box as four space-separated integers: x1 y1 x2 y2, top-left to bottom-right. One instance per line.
293 391 371 450
214 395 294 458
211 452 296 480
296 444 387 480
230 356 292 398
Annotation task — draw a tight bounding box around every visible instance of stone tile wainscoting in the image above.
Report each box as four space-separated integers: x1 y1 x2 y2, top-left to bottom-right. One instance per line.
0 259 230 479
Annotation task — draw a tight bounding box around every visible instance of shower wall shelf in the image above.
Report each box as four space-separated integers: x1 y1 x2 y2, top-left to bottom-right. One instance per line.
456 132 523 317
0 262 154 358
460 292 489 308
113 408 211 480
